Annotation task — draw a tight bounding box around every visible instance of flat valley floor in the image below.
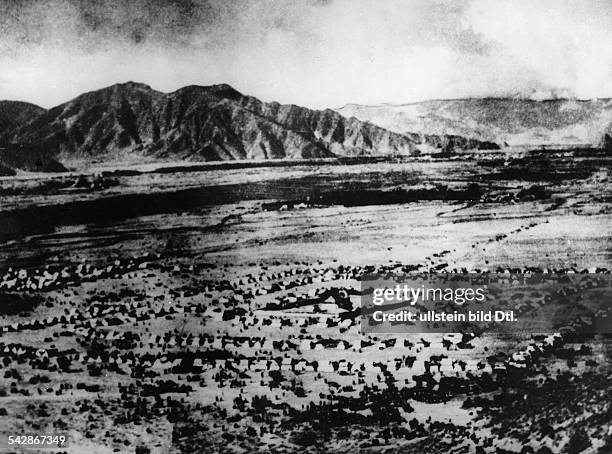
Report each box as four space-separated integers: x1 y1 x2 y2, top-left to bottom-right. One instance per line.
0 151 611 453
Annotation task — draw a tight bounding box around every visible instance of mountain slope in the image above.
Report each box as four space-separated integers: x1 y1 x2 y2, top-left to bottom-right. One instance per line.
337 98 612 147
0 144 67 176
3 82 497 168
0 101 63 175
0 101 46 136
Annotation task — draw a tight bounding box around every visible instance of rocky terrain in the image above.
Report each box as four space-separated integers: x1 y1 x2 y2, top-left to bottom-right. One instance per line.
337 98 612 148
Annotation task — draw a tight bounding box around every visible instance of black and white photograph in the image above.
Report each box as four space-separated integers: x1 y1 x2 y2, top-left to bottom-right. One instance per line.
0 1 611 453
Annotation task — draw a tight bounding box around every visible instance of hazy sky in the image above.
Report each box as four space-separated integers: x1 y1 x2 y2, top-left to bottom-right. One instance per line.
1 0 611 109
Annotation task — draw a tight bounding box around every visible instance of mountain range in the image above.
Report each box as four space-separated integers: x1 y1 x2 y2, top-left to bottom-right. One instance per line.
1 82 611 175
337 98 612 148
0 82 498 175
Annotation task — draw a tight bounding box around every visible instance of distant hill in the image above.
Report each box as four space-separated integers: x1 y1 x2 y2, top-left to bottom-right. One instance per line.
0 82 498 172
337 98 612 147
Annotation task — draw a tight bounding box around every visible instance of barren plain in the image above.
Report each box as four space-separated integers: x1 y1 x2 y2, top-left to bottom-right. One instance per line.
0 150 611 453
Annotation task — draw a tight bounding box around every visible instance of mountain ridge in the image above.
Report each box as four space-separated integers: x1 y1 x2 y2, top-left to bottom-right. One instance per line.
336 98 612 148
338 96 612 110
